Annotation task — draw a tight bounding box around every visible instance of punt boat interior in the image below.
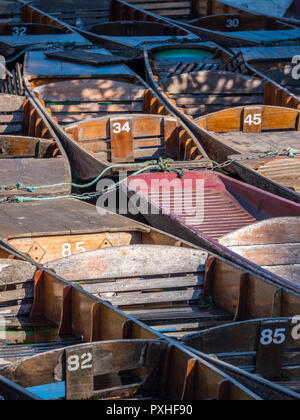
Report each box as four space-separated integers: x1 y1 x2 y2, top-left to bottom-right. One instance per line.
23 46 212 180
205 0 300 21
183 12 300 48
0 1 88 58
0 337 262 400
29 0 112 28
234 46 300 109
192 105 300 203
121 0 238 21
1 241 300 399
0 256 268 401
182 317 300 394
125 170 300 286
220 217 300 285
30 0 198 55
0 93 71 199
121 0 300 48
45 225 300 338
144 45 267 122
0 197 196 265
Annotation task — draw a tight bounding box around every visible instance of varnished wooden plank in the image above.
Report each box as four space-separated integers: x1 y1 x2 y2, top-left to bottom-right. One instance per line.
110 118 134 162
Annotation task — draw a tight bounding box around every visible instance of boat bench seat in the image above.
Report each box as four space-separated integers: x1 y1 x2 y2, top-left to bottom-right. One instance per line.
127 0 194 19
162 70 265 117
0 136 54 158
84 272 233 337
65 114 183 163
59 245 234 337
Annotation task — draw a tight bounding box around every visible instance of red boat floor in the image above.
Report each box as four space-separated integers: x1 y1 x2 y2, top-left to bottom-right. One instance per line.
128 172 257 240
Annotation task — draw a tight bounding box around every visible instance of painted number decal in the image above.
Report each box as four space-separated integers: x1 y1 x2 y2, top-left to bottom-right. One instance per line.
67 353 93 372
112 121 131 134
292 55 300 80
226 18 240 28
12 26 27 36
260 328 286 346
292 316 300 340
62 242 86 257
244 114 262 126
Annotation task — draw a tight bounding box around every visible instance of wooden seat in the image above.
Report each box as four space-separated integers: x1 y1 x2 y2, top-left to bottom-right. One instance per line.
162 71 265 117
182 318 300 391
64 114 180 163
33 79 145 125
46 245 234 336
127 0 194 19
220 217 300 285
31 0 111 27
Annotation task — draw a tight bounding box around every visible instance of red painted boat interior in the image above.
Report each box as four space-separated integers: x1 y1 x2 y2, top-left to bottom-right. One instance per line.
128 171 300 240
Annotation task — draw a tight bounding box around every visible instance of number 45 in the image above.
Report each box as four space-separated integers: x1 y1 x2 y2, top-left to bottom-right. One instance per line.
244 114 262 126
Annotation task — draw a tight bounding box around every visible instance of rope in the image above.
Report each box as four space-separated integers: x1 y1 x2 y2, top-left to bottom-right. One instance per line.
0 159 183 193
0 159 185 204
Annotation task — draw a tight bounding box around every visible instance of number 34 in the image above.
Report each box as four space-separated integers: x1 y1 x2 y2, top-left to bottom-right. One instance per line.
112 121 130 134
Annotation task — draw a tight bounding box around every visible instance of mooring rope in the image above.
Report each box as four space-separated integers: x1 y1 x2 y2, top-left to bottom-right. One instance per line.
0 158 185 204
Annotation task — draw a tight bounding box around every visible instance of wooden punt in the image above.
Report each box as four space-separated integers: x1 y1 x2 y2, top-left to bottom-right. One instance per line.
45 227 300 337
220 217 300 285
183 12 300 47
119 0 238 21
30 0 197 55
30 0 112 28
0 197 196 265
205 0 300 21
62 110 211 177
2 245 300 399
0 338 263 400
23 47 211 180
77 0 197 54
125 170 300 285
182 318 300 393
144 45 267 123
0 94 71 199
0 1 88 57
0 259 269 401
234 46 300 110
192 105 300 203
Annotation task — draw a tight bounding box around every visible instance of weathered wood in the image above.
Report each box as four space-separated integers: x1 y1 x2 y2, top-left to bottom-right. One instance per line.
220 218 300 285
193 105 300 204
0 259 35 286
0 338 260 400
0 198 161 263
0 95 71 198
182 317 300 388
46 245 207 280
